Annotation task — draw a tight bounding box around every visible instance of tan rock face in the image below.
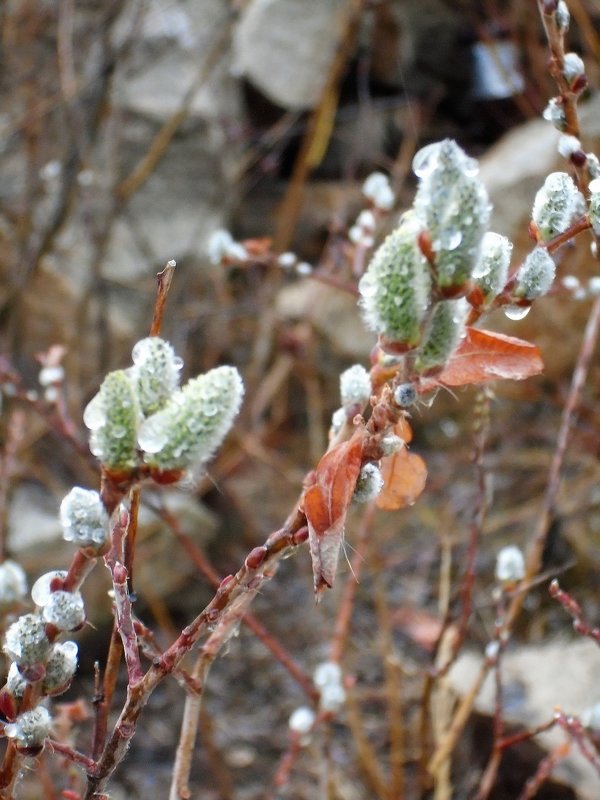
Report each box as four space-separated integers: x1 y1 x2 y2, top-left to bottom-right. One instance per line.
233 0 347 111
450 641 600 800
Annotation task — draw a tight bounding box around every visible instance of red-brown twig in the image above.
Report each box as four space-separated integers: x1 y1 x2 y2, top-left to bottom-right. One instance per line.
517 741 571 800
103 507 143 687
549 579 600 646
151 500 318 702
149 260 176 338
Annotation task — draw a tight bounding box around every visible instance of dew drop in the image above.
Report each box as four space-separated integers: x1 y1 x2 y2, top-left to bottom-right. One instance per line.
503 305 531 321
83 395 105 431
138 419 169 453
438 229 462 251
4 723 18 740
472 260 491 279
412 143 441 178
31 571 67 607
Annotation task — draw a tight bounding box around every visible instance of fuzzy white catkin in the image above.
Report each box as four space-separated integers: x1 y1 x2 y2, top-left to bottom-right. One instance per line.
531 172 580 241
514 248 556 300
140 366 244 471
353 463 384 503
0 560 27 607
412 139 490 289
207 229 234 264
43 641 78 695
4 706 52 748
313 661 346 711
130 337 183 417
588 179 600 235
60 488 109 547
362 172 394 210
563 52 585 84
289 707 316 735
474 231 512 304
339 365 371 409
556 0 570 31
42 591 85 631
4 614 51 668
313 660 342 689
495 545 525 584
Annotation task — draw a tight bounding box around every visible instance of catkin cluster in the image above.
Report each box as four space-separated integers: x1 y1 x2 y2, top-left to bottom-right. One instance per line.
0 568 83 754
358 139 561 373
83 337 244 477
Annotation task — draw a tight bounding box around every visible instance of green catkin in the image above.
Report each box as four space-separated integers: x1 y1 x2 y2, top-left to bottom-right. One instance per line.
358 216 431 346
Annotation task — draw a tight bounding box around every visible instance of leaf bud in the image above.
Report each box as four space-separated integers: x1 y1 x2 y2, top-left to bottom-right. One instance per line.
339 365 371 409
415 299 469 373
353 463 384 503
413 140 490 288
60 487 109 547
130 337 183 416
473 231 512 305
514 247 556 300
358 216 431 346
531 172 580 241
4 706 52 750
84 370 140 471
0 560 27 608
495 545 525 585
42 641 78 696
4 614 51 670
140 366 244 472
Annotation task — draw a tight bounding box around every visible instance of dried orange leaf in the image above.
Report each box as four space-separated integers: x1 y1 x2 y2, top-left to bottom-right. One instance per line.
376 448 427 511
437 327 543 387
303 430 366 597
392 416 413 445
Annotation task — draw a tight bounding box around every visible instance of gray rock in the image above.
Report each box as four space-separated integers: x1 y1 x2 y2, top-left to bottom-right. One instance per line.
233 0 347 110
450 640 600 799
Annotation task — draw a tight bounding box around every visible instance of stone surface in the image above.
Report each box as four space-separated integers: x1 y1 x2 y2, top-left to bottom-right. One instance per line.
450 640 600 799
233 0 347 110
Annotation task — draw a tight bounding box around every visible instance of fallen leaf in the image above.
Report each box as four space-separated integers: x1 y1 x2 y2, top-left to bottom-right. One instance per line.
303 430 366 598
436 327 544 387
377 447 427 511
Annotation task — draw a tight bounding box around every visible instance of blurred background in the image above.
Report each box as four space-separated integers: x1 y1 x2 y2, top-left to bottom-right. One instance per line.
2 1 600 797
